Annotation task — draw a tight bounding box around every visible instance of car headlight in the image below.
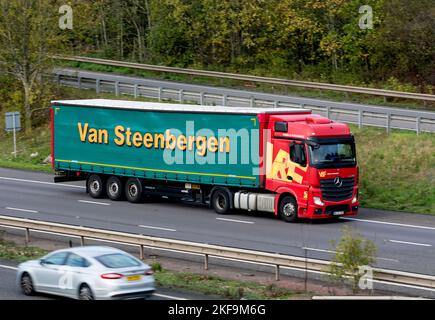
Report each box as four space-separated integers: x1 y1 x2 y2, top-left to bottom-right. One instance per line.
313 196 324 206
352 195 358 204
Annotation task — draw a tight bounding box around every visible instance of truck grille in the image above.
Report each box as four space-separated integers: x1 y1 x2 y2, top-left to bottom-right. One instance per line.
320 177 354 202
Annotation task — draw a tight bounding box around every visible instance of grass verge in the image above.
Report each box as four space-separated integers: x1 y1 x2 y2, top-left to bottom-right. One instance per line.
154 269 307 300
352 125 435 214
0 234 48 262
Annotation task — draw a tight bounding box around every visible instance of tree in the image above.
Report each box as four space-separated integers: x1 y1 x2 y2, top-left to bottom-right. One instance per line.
328 226 377 293
0 0 64 132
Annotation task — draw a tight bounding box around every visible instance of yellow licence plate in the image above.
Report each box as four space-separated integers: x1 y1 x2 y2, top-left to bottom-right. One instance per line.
127 275 142 281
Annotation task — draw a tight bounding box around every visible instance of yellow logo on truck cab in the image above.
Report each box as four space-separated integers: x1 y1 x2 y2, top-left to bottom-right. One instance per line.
265 142 307 184
319 171 327 178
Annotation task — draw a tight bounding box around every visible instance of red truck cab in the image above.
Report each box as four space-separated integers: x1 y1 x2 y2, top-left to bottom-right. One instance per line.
261 113 359 222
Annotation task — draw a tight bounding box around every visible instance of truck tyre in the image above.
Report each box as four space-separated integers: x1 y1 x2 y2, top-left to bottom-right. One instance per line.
106 176 123 201
125 178 143 203
87 174 105 198
279 196 298 223
211 189 231 214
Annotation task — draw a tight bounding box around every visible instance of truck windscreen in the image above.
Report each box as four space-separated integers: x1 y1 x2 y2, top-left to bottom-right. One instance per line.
309 141 356 168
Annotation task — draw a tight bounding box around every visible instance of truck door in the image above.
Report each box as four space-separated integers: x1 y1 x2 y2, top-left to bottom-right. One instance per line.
269 138 309 207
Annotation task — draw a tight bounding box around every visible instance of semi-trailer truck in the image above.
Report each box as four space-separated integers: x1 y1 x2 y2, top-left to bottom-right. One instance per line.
51 99 359 222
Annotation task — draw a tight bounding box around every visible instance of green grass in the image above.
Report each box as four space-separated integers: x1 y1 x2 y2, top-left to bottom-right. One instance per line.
0 234 47 262
352 125 435 214
154 269 306 300
60 60 434 111
0 125 53 173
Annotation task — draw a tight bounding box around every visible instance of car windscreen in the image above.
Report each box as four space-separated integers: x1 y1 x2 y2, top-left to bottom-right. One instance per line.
309 141 356 168
95 253 141 268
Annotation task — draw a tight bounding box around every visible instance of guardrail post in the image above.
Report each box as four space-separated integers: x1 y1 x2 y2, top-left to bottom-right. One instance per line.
275 265 280 281
77 77 82 89
416 117 421 135
25 228 30 244
96 79 101 94
158 87 162 101
56 74 60 85
386 113 391 133
204 254 209 270
115 81 120 96
134 84 138 98
139 245 144 260
179 89 184 103
80 236 85 246
274 101 278 108
358 110 363 128
250 97 255 108
200 92 204 105
222 94 227 106
326 106 330 119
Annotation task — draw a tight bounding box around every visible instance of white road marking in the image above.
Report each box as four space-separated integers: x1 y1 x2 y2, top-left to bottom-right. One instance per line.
5 207 38 214
153 293 187 300
389 240 432 247
138 225 176 232
0 176 85 189
303 247 399 263
303 247 335 254
342 217 435 232
0 265 17 270
216 218 255 224
78 200 110 206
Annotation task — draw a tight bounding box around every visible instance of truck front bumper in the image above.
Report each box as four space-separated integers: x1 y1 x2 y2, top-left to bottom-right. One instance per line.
299 187 359 219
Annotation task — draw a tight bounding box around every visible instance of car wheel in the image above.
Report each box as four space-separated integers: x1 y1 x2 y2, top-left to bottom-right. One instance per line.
21 273 35 296
78 284 94 300
87 174 105 198
211 189 231 214
125 178 143 203
106 176 123 201
279 196 298 223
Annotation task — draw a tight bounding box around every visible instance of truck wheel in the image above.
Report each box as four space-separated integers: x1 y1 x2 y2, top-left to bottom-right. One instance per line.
279 196 298 223
87 174 105 198
125 178 143 203
211 189 231 214
106 176 123 201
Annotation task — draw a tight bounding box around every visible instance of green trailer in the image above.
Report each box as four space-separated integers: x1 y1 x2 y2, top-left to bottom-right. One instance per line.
52 99 312 218
52 99 266 188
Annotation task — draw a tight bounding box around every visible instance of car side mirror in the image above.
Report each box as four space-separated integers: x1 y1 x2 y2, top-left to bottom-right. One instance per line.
40 259 46 265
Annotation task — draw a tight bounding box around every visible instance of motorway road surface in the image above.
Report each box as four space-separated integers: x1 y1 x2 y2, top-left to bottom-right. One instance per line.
0 168 434 276
0 260 214 300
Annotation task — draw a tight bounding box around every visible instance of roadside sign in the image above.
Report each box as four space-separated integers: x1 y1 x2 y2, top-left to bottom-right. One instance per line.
4 111 21 158
5 112 21 132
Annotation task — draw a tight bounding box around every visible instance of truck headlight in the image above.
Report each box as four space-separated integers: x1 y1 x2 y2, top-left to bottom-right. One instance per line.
352 195 358 204
313 196 324 206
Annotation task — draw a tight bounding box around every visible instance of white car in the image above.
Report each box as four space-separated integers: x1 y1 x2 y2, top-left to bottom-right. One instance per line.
16 246 155 300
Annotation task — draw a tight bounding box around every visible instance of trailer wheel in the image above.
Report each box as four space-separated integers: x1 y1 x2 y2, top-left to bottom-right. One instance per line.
279 196 298 223
211 189 231 214
106 176 123 201
125 178 143 203
87 174 105 198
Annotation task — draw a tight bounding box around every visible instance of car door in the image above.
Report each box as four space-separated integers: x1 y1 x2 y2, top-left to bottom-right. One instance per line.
59 253 92 298
32 251 69 295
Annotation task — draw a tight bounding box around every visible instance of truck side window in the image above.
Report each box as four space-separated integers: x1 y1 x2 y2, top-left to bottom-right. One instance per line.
290 143 306 167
